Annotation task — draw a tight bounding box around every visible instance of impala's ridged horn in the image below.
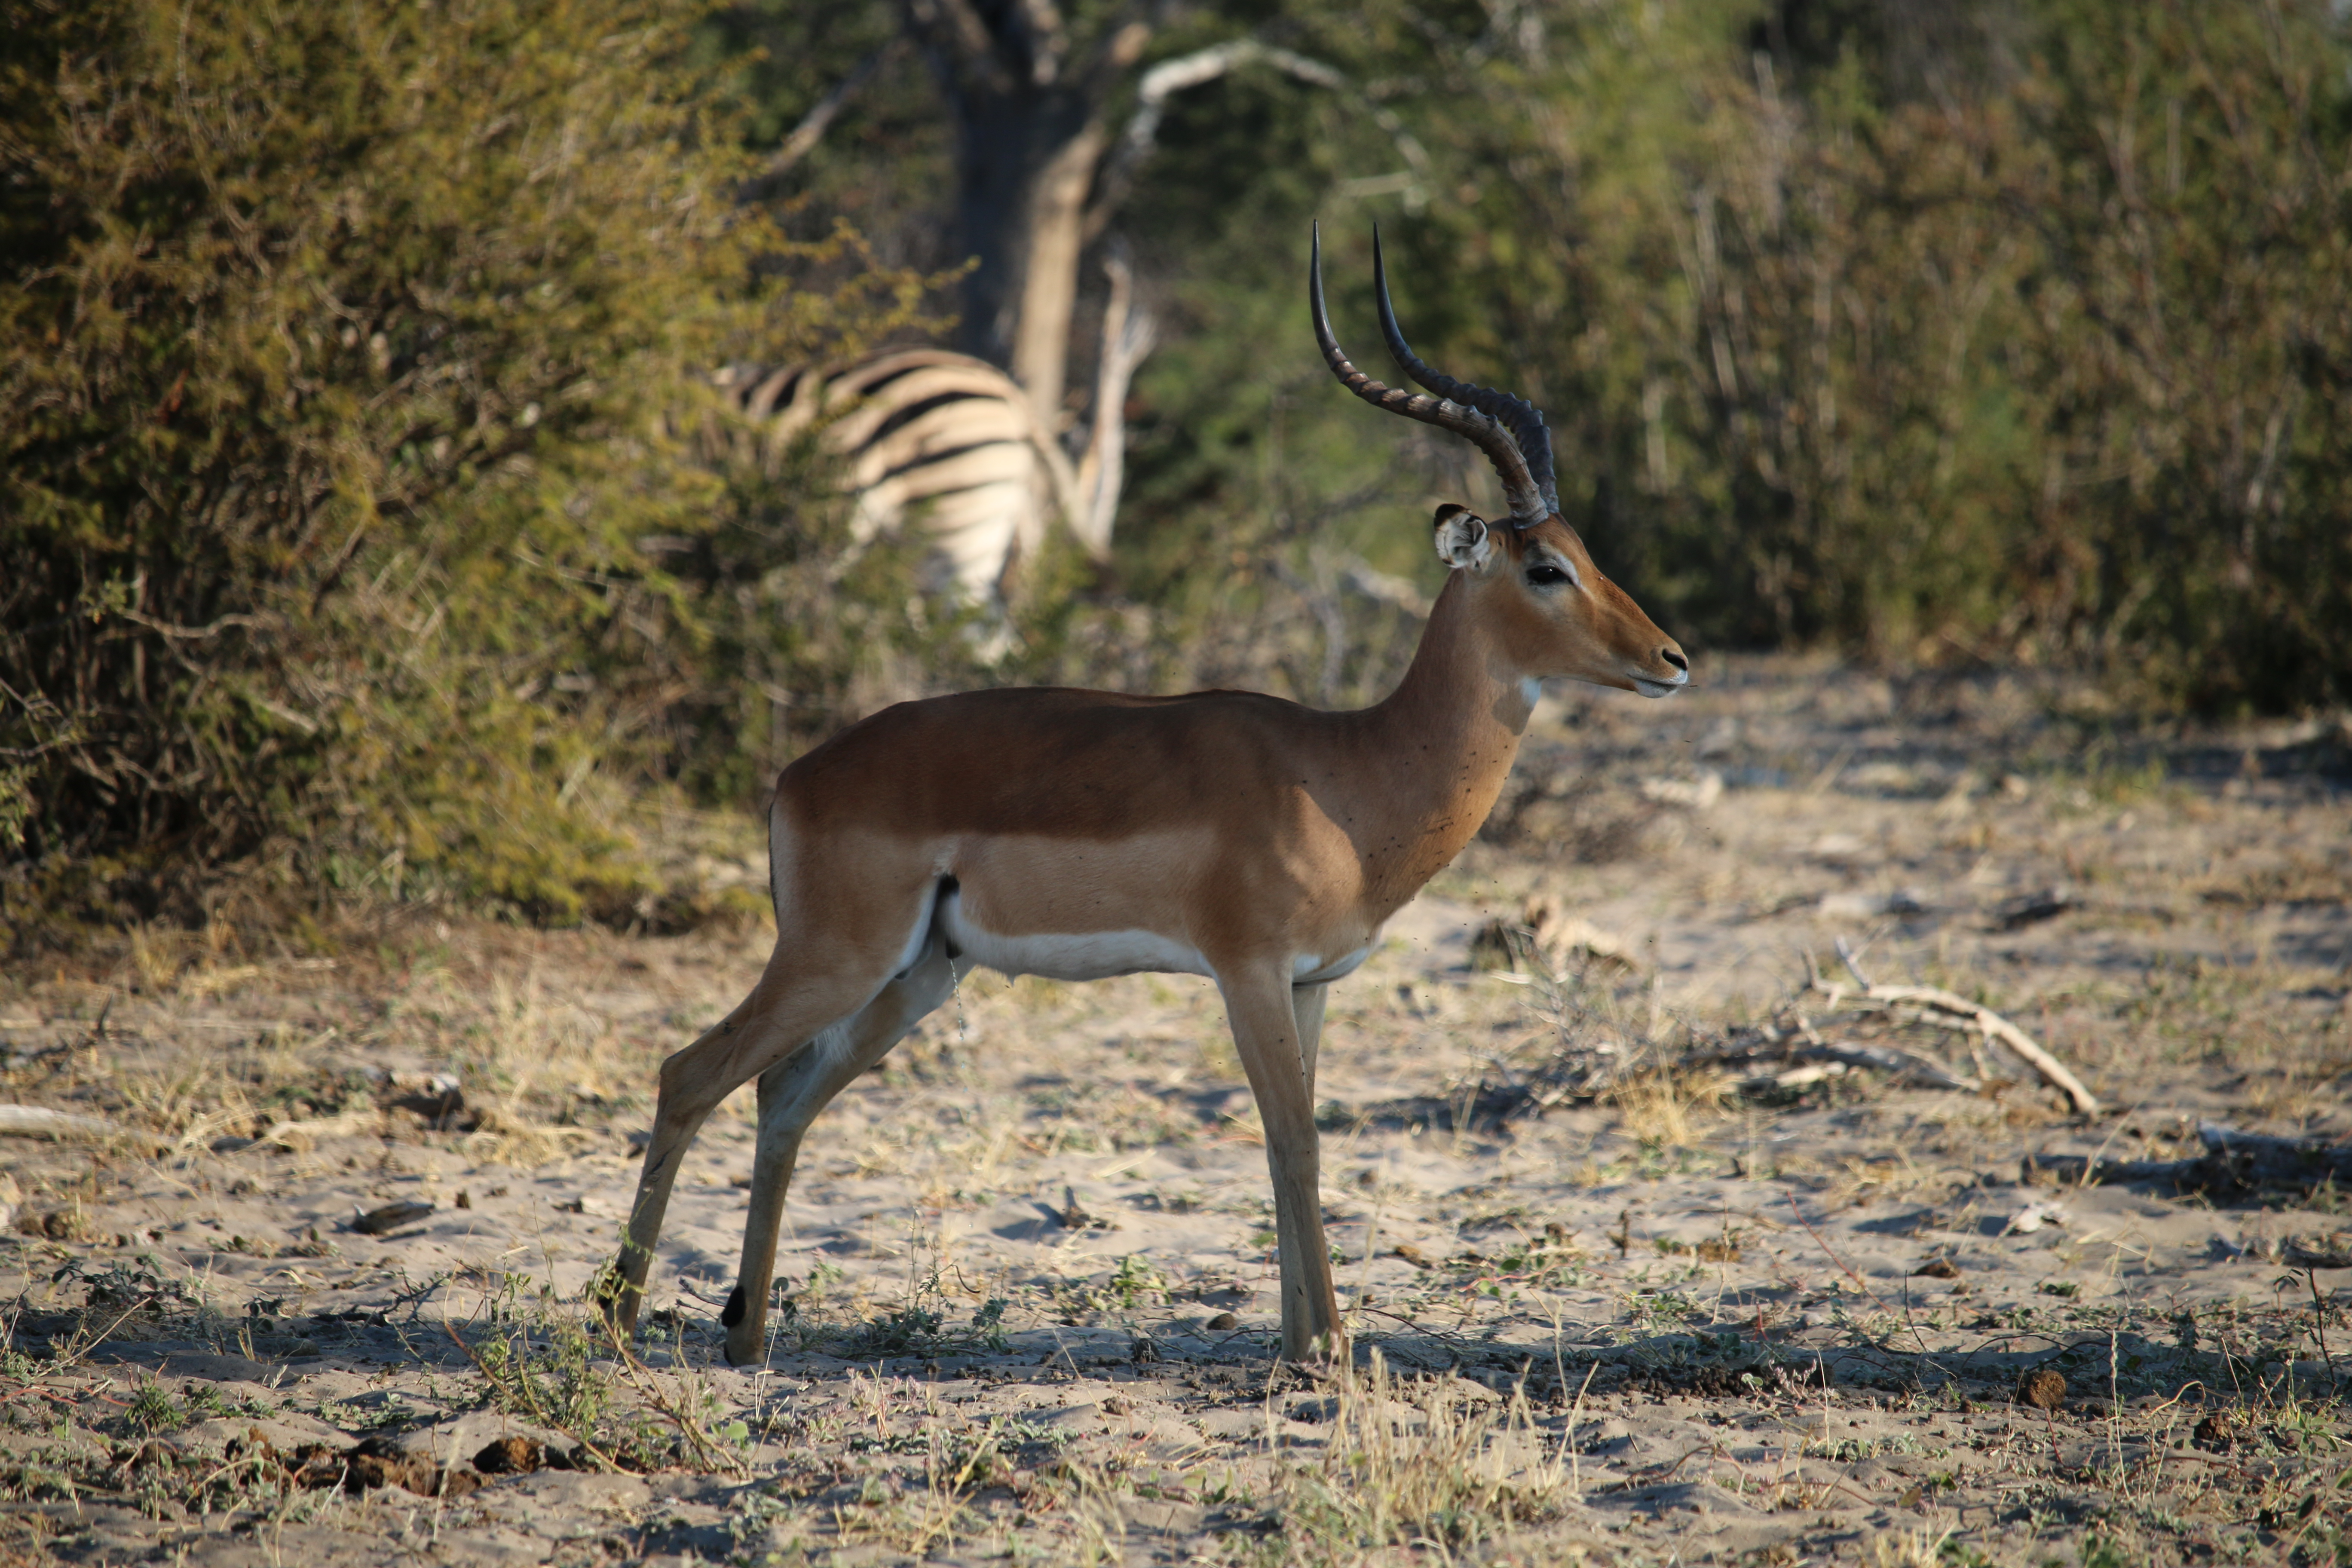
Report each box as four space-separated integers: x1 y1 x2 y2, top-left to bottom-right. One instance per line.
1310 223 1550 527
1372 228 1560 520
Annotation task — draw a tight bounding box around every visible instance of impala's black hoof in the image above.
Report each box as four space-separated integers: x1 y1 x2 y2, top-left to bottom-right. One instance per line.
588 1265 627 1320
720 1285 747 1327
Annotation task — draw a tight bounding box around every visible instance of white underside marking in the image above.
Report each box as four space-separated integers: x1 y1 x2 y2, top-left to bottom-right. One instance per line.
1292 946 1373 985
939 889 1211 982
888 891 934 977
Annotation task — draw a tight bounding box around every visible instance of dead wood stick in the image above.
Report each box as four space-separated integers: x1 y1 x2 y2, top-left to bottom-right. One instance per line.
2196 1123 2352 1195
1810 978 2100 1116
0 1105 121 1139
256 1108 388 1150
1704 1004 1982 1095
1805 1040 1979 1093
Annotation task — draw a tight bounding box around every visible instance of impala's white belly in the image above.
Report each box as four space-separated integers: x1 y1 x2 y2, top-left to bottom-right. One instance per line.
938 889 1212 982
933 889 1375 988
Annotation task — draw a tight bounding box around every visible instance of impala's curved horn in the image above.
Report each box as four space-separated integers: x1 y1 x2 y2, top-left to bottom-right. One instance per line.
1372 227 1560 519
1311 224 1547 527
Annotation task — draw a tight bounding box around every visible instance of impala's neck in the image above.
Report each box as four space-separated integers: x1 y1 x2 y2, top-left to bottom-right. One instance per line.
1347 571 1537 909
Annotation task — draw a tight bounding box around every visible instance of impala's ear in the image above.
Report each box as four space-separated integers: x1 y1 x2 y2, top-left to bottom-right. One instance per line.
1433 504 1493 571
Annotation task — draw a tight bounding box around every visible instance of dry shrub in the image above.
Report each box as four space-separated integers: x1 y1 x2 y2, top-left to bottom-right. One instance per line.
1402 1 2352 708
0 0 943 941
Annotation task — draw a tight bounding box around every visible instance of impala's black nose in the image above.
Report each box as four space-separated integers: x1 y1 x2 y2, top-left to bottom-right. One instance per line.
1661 649 1688 671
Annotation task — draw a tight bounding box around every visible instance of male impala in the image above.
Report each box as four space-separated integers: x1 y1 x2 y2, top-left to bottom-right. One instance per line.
602 229 1687 1364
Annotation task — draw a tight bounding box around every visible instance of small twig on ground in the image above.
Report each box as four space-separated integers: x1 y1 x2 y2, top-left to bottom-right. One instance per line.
385 1269 454 1323
2310 1271 2339 1389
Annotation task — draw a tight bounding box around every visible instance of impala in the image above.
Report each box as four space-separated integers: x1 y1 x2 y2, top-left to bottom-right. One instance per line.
601 228 1687 1364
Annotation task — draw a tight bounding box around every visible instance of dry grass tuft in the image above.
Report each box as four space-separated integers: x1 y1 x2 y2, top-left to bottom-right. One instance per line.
1272 1351 1569 1562
1602 1066 1736 1148
458 1108 601 1168
441 973 632 1164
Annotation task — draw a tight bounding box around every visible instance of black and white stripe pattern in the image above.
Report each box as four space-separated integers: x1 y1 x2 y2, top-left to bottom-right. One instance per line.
717 349 1078 600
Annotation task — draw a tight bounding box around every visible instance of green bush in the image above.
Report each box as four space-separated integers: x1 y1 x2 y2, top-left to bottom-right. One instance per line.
2001 0 2352 710
1362 0 2352 707
858 0 2349 715
0 0 934 938
1689 0 2352 710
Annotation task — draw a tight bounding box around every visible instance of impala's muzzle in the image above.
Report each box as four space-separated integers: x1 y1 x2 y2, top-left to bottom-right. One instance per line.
1630 648 1689 699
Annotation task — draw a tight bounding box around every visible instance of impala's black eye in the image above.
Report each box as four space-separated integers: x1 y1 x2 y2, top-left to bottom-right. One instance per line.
1526 564 1572 587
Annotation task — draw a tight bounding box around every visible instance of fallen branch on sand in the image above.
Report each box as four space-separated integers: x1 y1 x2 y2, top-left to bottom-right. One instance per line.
256 1109 389 1151
1453 919 2102 1126
1727 1031 1978 1095
0 1105 123 1139
1799 949 2101 1116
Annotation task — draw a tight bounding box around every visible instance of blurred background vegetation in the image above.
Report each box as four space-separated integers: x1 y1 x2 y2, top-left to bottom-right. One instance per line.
4 0 2348 944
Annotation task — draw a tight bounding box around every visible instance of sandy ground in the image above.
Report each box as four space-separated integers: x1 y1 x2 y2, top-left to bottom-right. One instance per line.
0 655 2347 1565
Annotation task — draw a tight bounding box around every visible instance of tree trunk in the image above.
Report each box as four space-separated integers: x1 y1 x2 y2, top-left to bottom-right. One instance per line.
1008 119 1104 426
950 85 1087 409
1075 248 1155 556
912 2 1149 426
950 87 1109 428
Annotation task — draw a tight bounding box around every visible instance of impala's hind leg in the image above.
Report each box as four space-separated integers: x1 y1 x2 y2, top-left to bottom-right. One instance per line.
600 867 940 1337
600 973 872 1337
723 931 956 1365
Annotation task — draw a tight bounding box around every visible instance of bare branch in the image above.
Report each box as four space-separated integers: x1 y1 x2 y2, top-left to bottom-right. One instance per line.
1807 971 2101 1116
745 40 905 193
1080 14 1157 96
1071 245 1158 557
1085 39 1430 241
0 1105 124 1139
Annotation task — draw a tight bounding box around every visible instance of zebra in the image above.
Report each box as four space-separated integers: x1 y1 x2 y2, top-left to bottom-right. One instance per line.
716 348 1071 599
715 260 1155 605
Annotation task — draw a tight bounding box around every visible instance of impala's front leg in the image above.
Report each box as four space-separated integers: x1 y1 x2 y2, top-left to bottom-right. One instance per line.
1292 981 1329 1094
1223 968 1344 1363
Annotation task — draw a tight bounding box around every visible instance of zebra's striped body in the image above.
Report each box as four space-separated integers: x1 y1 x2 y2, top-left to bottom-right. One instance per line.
719 349 1079 600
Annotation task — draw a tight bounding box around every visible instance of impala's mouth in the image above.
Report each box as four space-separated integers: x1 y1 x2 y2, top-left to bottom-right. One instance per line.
1631 671 1689 699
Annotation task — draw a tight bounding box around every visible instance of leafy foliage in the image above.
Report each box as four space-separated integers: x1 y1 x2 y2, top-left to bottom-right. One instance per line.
9 0 2349 939
741 0 2352 714
1421 0 2352 708
0 0 934 936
